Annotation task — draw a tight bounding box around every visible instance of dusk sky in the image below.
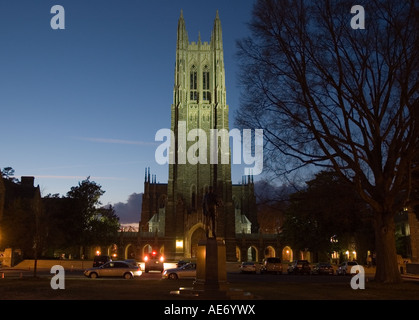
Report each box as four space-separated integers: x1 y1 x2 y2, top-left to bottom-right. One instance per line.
0 1 257 210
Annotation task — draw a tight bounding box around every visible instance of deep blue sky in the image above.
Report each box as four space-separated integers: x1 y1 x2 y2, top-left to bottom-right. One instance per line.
0 0 256 207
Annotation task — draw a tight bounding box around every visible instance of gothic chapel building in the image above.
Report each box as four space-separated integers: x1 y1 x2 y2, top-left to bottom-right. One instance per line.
138 11 273 262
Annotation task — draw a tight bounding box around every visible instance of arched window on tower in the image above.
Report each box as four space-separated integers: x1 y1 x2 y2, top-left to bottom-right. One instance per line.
202 65 211 102
190 65 198 101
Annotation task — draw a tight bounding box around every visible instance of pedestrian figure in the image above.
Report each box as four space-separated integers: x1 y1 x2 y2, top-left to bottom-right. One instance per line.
202 186 220 238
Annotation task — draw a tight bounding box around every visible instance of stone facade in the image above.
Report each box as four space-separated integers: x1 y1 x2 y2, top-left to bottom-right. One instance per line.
138 11 259 262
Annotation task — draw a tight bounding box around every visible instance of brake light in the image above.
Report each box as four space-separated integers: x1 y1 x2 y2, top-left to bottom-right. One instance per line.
152 251 156 255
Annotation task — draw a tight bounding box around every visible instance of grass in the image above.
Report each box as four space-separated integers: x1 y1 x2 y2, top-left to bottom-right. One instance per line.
1 277 419 300
232 280 419 300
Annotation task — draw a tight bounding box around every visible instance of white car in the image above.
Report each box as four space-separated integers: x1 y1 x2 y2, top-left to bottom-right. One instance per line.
336 261 358 275
240 261 257 274
163 263 197 280
260 257 282 274
84 261 142 279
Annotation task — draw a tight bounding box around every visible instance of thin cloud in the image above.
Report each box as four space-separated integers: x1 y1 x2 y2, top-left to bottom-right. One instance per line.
32 175 126 181
36 161 149 172
76 137 158 146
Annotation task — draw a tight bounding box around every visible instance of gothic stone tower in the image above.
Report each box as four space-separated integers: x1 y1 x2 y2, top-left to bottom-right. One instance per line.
166 10 236 260
139 11 242 262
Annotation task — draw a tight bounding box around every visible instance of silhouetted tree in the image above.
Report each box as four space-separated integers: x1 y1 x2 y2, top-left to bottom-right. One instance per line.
282 171 374 262
236 0 418 282
89 206 120 246
1 167 18 183
66 177 120 254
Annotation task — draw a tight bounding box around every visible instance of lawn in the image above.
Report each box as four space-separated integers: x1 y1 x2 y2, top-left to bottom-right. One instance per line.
0 277 418 300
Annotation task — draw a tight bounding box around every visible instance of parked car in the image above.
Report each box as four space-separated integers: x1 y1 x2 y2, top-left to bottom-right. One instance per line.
84 261 142 279
336 261 358 275
163 263 197 280
124 259 139 267
287 260 311 274
144 251 165 273
93 255 111 267
260 257 282 274
240 261 257 274
312 262 334 275
176 260 191 268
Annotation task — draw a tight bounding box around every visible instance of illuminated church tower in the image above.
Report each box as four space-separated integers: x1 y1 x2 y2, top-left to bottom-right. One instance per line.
167 9 234 258
140 11 255 261
169 10 231 194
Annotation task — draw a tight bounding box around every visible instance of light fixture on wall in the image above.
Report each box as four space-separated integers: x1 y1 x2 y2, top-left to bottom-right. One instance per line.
176 240 183 249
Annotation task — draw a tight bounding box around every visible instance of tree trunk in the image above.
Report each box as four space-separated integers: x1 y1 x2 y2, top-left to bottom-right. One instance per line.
373 212 402 283
33 258 38 278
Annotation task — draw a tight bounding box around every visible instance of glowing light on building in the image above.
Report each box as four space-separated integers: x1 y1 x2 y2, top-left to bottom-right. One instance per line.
176 240 183 249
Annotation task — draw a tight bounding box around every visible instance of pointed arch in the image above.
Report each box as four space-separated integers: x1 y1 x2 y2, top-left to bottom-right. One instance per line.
236 246 241 262
202 63 211 101
247 246 258 261
264 246 275 258
189 64 198 100
184 222 206 259
282 246 293 262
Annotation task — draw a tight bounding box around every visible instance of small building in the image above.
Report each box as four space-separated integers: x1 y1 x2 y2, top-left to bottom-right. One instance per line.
0 175 42 266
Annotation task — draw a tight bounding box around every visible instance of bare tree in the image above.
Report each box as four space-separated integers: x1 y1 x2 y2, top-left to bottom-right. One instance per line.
236 0 419 283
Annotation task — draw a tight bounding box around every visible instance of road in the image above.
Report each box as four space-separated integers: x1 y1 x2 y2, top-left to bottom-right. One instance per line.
0 266 373 283
1 266 419 301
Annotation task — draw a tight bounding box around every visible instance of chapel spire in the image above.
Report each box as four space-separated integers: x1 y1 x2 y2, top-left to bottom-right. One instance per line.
211 10 223 50
177 9 188 49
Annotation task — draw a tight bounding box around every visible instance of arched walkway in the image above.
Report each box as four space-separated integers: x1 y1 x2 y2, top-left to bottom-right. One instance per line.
190 228 206 258
264 246 275 258
247 246 258 261
124 244 135 260
282 246 293 262
184 222 206 259
142 244 152 259
236 246 241 262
